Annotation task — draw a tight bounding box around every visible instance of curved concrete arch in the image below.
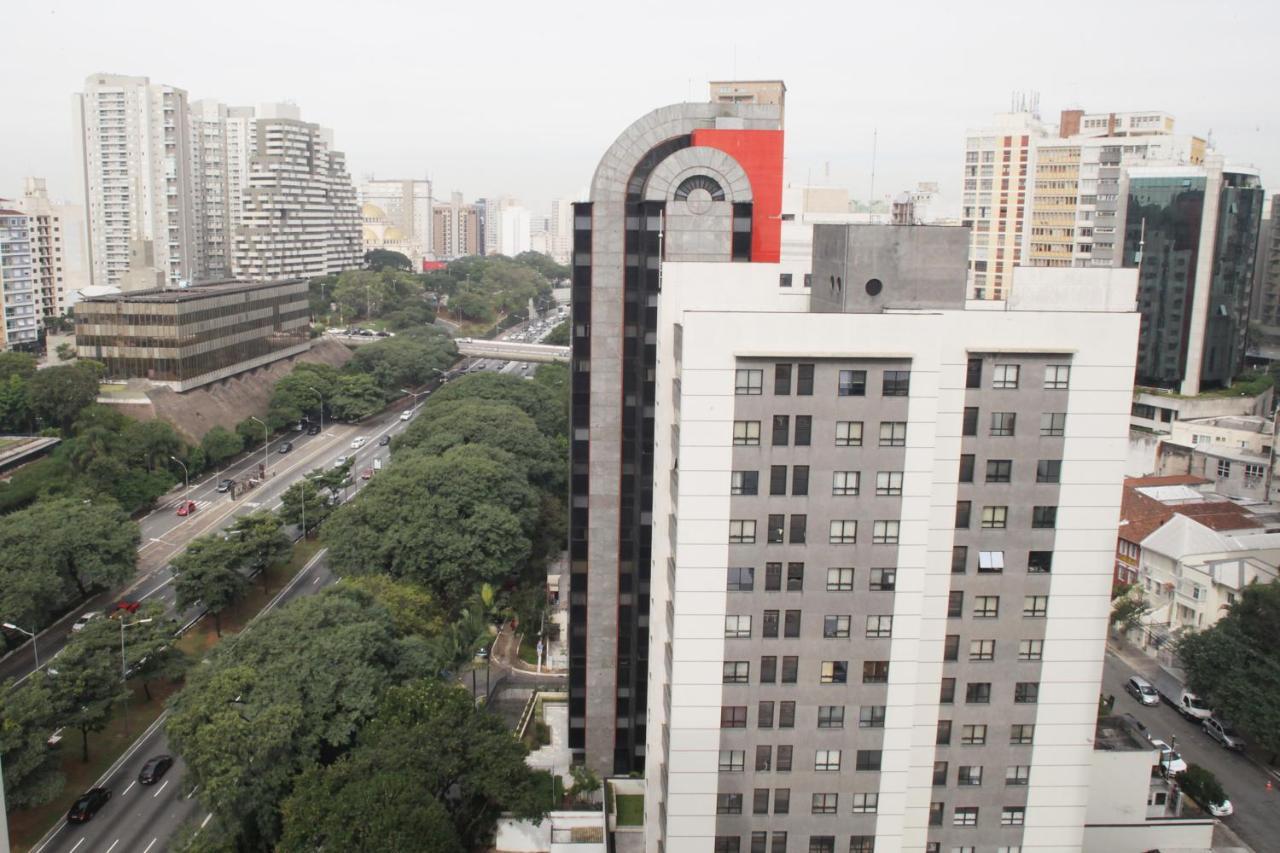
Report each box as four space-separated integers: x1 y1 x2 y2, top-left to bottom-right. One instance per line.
642 146 754 204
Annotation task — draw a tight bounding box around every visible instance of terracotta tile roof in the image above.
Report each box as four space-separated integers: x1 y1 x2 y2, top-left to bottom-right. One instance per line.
1175 502 1263 532
1119 487 1174 543
1118 477 1263 543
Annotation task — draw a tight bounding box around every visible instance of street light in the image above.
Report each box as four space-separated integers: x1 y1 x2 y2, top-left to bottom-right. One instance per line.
249 415 269 475
400 388 425 406
169 456 190 505
2 622 38 673
304 386 324 434
120 617 153 681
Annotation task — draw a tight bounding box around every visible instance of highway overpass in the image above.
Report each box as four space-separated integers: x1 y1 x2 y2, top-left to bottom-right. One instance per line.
455 338 569 363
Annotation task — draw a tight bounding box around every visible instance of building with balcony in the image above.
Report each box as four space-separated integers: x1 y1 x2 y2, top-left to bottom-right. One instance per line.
74 278 310 390
1155 414 1280 501
433 192 480 259
0 208 39 349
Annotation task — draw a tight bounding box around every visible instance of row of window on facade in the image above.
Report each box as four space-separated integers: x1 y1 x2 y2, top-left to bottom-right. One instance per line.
726 506 1056 546
726 555 1052 596
715 786 1030 822
731 413 1067 447
731 458 1061 496
714 832 1025 853
735 363 1070 397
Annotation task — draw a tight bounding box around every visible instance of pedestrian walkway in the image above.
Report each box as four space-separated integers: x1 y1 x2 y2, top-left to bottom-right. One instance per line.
526 699 572 786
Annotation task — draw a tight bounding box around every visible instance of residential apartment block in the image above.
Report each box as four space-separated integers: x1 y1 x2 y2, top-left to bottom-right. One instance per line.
433 192 480 259
571 85 1142 853
0 208 39 349
1154 415 1280 501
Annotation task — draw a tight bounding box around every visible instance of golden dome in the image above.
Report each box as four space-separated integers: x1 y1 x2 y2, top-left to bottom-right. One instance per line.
361 202 386 220
383 225 405 241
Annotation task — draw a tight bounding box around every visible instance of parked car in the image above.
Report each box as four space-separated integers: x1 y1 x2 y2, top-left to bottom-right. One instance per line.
1203 717 1246 750
1153 668 1212 720
334 455 349 467
1125 675 1160 706
307 423 321 435
216 478 234 493
71 612 101 633
350 436 367 449
378 435 391 446
277 441 293 454
67 788 110 823
1150 739 1187 774
1207 797 1235 817
176 500 197 516
399 411 413 422
138 755 174 785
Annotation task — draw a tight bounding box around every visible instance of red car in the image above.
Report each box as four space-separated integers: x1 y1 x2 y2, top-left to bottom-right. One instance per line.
176 500 197 516
111 600 141 618
360 468 374 481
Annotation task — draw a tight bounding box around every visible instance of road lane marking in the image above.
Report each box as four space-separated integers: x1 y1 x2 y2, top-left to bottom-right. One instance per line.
187 784 200 798
105 839 120 853
122 780 136 797
312 575 321 585
69 839 85 853
142 839 158 853
201 813 213 828
137 577 174 602
152 779 169 798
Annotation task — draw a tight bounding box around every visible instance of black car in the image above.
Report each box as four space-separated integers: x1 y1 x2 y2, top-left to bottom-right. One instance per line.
67 787 110 823
378 435 391 446
139 754 174 785
307 424 321 435
216 478 234 493
277 441 293 454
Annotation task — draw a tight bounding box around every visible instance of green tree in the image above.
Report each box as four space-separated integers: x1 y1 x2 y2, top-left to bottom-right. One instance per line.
0 350 37 382
27 361 102 431
450 288 495 323
0 373 32 432
513 251 570 282
364 249 413 272
55 342 77 361
544 318 569 345
201 425 244 466
236 416 269 450
1111 582 1150 634
1178 581 1280 761
423 369 567 439
123 418 185 472
346 326 457 394
120 603 188 701
344 575 445 638
0 673 65 809
46 617 128 762
227 511 292 592
171 535 249 636
278 679 549 852
329 372 385 422
1176 764 1228 809
279 468 341 534
269 363 340 426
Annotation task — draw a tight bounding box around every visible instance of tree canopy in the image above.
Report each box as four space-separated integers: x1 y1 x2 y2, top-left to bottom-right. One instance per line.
364 249 413 272
171 534 250 636
27 361 103 431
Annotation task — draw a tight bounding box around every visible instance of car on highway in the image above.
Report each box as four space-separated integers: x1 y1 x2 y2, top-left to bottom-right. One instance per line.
378 435 391 446
1125 675 1160 706
400 410 413 421
138 754 174 785
307 424 322 435
1150 739 1187 774
334 455 349 467
350 436 367 449
71 612 102 633
67 787 110 823
216 478 234 493
110 600 140 618
360 468 374 481
176 499 197 516
278 441 294 454
1203 717 1246 750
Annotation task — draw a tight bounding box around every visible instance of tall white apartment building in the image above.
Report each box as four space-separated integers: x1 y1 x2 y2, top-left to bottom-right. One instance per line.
74 74 197 288
14 178 74 318
548 198 574 263
499 204 532 256
360 178 434 265
0 208 39 349
188 100 260 280
232 118 361 281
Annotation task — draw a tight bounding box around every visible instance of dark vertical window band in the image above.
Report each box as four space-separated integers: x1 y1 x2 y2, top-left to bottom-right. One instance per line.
732 203 754 262
568 202 593 755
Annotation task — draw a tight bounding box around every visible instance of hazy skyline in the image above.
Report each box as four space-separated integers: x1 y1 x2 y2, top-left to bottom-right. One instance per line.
3 0 1275 217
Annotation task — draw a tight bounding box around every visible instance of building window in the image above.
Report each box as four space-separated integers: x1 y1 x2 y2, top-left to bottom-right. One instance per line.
1017 640 1044 661
958 765 983 786
786 563 804 591
872 520 900 544
954 806 979 826
839 370 867 396
753 790 770 816
855 750 882 771
870 567 896 591
883 370 911 396
1041 412 1066 436
833 471 861 496
792 466 810 496
1036 459 1062 483
774 796 790 820
736 369 763 395
731 470 759 495
879 422 907 446
760 656 777 683
974 596 1000 618
933 761 949 785
1015 682 1039 704
1023 595 1048 617
824 615 851 639
777 745 793 771
850 793 878 815
820 661 848 684
1217 459 1231 478
725 615 753 639
772 415 790 446
952 546 968 573
985 459 1012 483
795 416 812 446
937 720 952 745
719 750 746 772
717 793 744 814
790 515 808 544
1010 724 1035 745
781 656 799 684
959 454 975 483
858 705 887 728
1001 806 1026 826
955 501 972 528
768 514 786 544
1044 365 1070 389
766 563 783 591
809 837 835 853
758 701 775 729
723 661 750 683
728 566 755 591
962 407 978 436
763 610 780 638
835 421 863 446
993 364 1020 389
771 465 788 496
797 364 815 396
716 838 741 853
862 661 890 683
866 616 893 639
829 521 858 544
981 506 1008 528
875 471 904 496
990 412 1016 436
1006 765 1031 786
733 420 761 445
779 273 794 289
978 551 1004 573
969 639 995 661
811 793 838 815
1031 506 1056 529
947 591 964 618
929 802 945 826
827 567 854 591
944 635 959 661
729 520 757 544
966 357 983 388
849 838 874 853
961 724 987 745
1027 551 1052 573
1245 463 1265 480
755 745 772 771
779 700 796 727
965 682 992 704
775 364 792 395
784 610 801 638
818 705 845 728
815 749 842 772
940 678 956 703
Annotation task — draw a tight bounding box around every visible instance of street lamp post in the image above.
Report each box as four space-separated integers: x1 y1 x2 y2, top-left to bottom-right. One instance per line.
305 386 324 434
120 618 154 681
169 456 190 505
1 622 38 673
299 479 307 539
249 415 269 475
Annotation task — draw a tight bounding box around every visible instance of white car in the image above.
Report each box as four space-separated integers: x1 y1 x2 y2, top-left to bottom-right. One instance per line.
1150 739 1187 774
1208 798 1234 817
350 436 367 449
71 612 101 633
400 411 412 422
335 455 349 467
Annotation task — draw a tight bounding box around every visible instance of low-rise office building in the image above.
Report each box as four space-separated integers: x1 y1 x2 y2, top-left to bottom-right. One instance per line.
1155 414 1279 502
74 278 310 391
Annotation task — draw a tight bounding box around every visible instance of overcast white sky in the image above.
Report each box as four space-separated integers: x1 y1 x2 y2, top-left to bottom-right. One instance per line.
2 0 1275 217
